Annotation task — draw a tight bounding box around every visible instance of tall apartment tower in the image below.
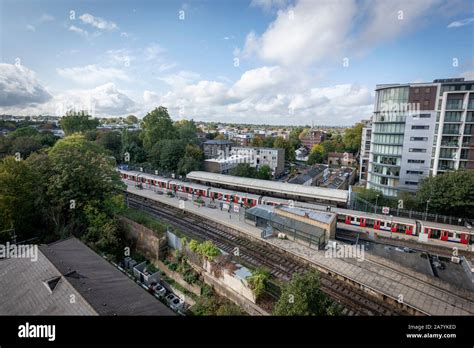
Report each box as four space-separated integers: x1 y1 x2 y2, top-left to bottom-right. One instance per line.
359 119 372 184
366 78 473 197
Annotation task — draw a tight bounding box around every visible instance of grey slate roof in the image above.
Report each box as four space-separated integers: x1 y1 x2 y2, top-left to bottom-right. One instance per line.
39 238 175 316
0 245 97 315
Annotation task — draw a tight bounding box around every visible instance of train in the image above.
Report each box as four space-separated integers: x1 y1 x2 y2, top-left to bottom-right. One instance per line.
119 169 473 249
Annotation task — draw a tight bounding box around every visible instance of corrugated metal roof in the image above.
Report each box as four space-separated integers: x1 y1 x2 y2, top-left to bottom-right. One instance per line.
187 171 348 202
247 205 326 237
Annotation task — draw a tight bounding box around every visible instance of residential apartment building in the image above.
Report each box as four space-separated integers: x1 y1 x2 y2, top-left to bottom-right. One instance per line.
366 78 474 197
231 146 285 176
300 129 327 150
359 119 372 184
203 139 233 159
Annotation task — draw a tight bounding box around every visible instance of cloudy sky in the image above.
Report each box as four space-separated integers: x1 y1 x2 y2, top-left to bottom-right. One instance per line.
0 0 473 125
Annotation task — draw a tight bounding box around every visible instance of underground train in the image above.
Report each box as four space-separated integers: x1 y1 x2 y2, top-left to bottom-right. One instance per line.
119 169 473 248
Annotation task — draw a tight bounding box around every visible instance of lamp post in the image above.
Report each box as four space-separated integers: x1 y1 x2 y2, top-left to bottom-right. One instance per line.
375 194 380 214
425 199 430 220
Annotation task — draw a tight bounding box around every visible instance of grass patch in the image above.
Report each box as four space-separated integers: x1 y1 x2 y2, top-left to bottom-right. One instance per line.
121 207 168 237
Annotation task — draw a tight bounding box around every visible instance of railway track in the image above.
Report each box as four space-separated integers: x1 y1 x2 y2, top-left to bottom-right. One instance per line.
126 192 414 316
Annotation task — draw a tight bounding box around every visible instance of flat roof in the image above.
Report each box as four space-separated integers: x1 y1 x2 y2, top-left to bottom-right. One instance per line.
40 238 175 316
186 171 348 203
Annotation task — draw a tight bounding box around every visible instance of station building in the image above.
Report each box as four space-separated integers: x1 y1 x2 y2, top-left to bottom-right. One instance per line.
245 205 337 250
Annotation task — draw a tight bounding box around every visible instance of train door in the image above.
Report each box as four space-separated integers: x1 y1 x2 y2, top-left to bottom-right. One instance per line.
360 218 366 227
373 220 381 230
440 230 449 241
405 225 413 235
345 215 351 224
460 233 469 245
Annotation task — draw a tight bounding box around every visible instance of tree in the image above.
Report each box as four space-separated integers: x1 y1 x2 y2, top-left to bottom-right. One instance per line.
256 165 272 180
343 123 363 153
273 270 339 316
125 115 138 125
273 136 294 161
96 130 122 159
60 111 99 135
140 107 177 151
246 267 270 300
121 129 147 164
0 156 45 242
307 151 323 165
289 127 303 149
46 135 125 235
251 136 264 147
416 170 474 218
177 144 204 175
214 133 225 140
159 139 186 171
175 119 198 142
230 163 257 178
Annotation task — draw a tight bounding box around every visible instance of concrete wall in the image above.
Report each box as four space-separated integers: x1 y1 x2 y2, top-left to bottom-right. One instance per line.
120 216 167 263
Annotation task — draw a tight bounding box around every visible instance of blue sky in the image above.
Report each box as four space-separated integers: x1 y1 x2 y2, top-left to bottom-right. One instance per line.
0 0 473 125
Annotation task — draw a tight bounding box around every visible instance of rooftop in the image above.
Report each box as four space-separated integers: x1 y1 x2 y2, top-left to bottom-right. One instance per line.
186 171 348 203
40 237 175 316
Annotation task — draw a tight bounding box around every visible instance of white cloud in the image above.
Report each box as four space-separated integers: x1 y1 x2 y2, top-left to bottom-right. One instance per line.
243 0 443 66
39 14 54 22
243 0 356 66
145 43 166 61
52 83 136 116
26 25 36 32
356 0 442 50
79 13 118 30
105 49 134 67
230 66 285 97
447 17 474 28
56 64 130 85
158 70 201 88
143 90 159 103
0 64 52 107
69 25 88 37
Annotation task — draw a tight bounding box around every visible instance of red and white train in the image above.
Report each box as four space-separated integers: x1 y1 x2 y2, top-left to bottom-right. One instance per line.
119 169 473 248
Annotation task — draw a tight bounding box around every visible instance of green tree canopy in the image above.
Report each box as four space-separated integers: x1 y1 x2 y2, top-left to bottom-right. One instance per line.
60 111 100 135
125 115 139 125
343 123 363 153
416 170 474 218
230 163 258 178
140 107 177 151
273 270 339 316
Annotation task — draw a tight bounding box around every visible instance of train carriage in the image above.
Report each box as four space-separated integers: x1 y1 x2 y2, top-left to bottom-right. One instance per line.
336 209 416 235
419 221 472 245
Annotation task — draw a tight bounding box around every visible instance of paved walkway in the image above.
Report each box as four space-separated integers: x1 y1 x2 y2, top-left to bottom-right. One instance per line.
126 183 474 315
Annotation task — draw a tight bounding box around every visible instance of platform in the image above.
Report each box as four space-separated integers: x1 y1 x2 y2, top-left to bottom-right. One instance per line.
126 184 474 315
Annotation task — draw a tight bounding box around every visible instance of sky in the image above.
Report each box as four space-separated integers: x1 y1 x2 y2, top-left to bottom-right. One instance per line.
0 0 473 125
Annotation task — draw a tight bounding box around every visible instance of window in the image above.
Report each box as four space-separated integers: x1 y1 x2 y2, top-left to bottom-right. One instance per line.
419 114 431 118
423 100 429 106
410 137 428 141
412 125 429 130
414 88 419 93
405 181 418 185
407 170 423 174
425 88 431 93
409 148 427 153
408 159 425 163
